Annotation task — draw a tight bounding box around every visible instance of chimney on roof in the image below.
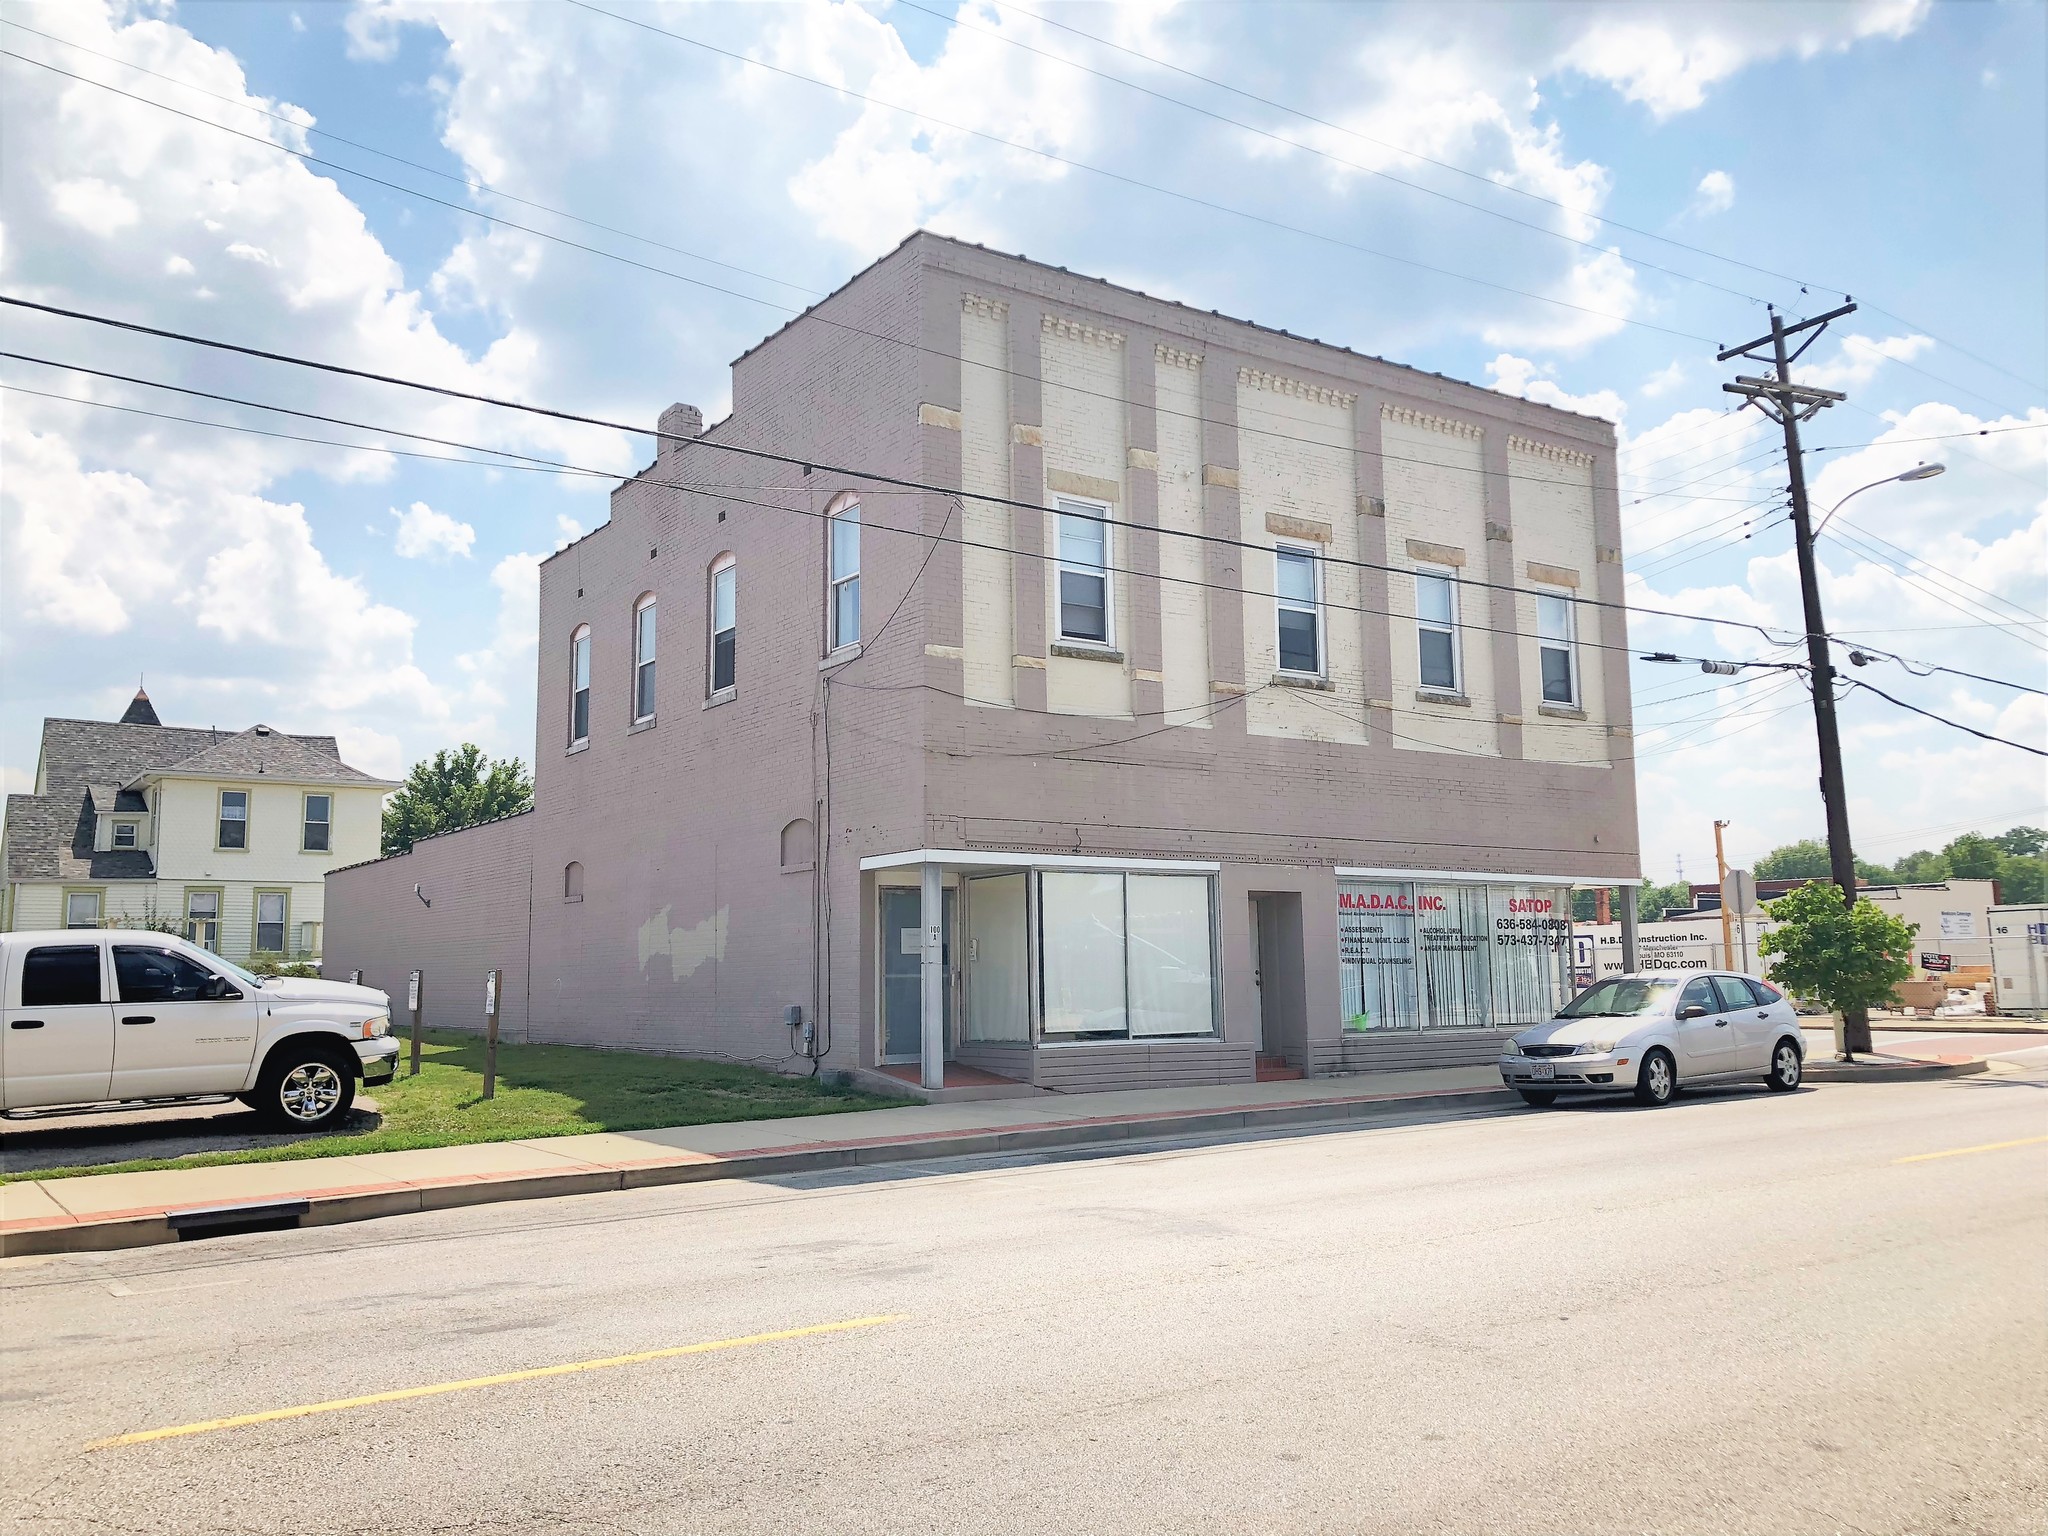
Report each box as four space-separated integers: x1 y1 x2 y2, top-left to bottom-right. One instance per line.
119 687 161 727
656 402 702 472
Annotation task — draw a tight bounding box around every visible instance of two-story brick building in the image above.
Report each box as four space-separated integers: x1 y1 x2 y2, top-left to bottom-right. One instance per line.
326 233 1644 1095
3 689 395 961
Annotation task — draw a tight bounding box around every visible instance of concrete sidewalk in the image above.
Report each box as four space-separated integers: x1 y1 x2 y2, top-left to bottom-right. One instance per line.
0 1047 2001 1259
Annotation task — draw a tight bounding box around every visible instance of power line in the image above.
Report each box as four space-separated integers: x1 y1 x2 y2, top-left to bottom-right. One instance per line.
1844 679 2046 758
0 316 1798 640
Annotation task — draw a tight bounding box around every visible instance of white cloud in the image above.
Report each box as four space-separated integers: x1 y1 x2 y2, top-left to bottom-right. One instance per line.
1485 353 1627 423
1641 359 1687 398
1690 169 1735 216
1797 332 1936 391
390 500 477 561
49 177 139 237
163 253 194 276
1565 1 1928 118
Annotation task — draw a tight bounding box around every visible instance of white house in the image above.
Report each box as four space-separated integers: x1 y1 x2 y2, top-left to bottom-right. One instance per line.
1 688 395 961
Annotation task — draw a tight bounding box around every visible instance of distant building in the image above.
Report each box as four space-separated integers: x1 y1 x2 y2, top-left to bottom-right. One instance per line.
1 688 395 961
326 232 1640 1094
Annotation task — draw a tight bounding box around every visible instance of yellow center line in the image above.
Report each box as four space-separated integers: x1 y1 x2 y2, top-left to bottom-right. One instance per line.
88 1313 908 1450
1893 1134 2048 1165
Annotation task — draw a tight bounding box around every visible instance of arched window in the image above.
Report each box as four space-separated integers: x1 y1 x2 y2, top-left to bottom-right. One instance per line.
780 818 815 872
563 861 584 902
708 554 737 694
568 625 591 745
826 494 860 651
632 593 657 722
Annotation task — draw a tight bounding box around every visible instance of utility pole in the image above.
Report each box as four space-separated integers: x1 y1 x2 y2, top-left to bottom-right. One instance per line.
1721 301 1870 1055
1713 820 1735 970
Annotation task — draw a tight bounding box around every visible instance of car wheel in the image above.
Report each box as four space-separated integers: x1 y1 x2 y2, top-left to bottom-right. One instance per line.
256 1042 356 1132
1517 1090 1559 1107
1633 1048 1676 1107
1766 1038 1803 1093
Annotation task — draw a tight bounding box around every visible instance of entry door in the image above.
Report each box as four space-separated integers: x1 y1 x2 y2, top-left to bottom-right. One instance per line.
1248 899 1266 1052
1674 975 1736 1077
110 944 262 1098
2 941 115 1109
881 888 954 1063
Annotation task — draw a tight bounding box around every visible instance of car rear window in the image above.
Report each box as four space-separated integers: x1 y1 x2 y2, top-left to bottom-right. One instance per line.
1747 978 1784 1005
1712 975 1755 1013
20 946 102 1007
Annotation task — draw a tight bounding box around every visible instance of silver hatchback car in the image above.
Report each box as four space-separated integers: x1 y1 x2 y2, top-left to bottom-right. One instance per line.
1501 972 1806 1107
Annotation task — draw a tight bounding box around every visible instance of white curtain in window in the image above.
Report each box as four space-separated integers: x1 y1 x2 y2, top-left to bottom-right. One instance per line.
1338 882 1420 1030
1040 872 1126 1036
1418 883 1491 1029
1126 875 1214 1037
1487 885 1572 1024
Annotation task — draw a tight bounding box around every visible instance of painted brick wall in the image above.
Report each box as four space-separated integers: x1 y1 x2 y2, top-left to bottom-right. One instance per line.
323 811 533 1038
959 294 1014 707
1381 407 1499 758
1508 438 1610 765
1154 346 1210 724
1237 367 1366 744
1040 313 1133 719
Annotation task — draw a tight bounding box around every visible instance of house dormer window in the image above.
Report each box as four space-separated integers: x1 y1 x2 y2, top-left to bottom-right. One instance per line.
217 789 248 850
112 821 137 849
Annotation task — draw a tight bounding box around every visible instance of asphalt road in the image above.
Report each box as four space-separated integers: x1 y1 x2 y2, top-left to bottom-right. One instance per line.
4 1072 2044 1535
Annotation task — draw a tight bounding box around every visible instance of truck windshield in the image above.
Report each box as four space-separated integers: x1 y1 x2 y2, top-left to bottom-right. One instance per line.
1558 978 1678 1018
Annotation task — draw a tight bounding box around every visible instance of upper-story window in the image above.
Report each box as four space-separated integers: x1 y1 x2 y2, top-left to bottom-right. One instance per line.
111 821 137 849
569 625 591 745
1274 545 1323 675
1415 568 1462 694
829 501 861 651
709 555 737 694
1055 498 1112 646
303 793 332 852
633 594 657 722
217 789 249 849
1536 592 1578 706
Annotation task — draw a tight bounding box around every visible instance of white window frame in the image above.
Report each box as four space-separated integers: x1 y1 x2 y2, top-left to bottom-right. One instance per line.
828 500 860 652
709 555 737 695
1273 542 1324 677
569 625 592 746
302 793 332 853
1054 496 1115 648
64 890 102 929
217 788 249 850
111 820 138 849
1414 566 1463 695
1535 589 1579 707
632 593 657 723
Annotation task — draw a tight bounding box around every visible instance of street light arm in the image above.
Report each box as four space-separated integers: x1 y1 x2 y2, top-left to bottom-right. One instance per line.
1812 464 1945 540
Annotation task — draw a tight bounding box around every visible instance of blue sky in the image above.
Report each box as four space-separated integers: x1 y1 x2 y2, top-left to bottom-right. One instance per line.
2 0 2042 885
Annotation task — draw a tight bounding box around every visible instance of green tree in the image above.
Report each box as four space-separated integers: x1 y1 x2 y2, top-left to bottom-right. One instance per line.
381 744 534 856
1994 826 2046 856
1758 882 1917 1054
1753 839 1833 881
1636 880 1695 923
1889 848 1951 884
1996 850 2048 905
1942 833 2005 881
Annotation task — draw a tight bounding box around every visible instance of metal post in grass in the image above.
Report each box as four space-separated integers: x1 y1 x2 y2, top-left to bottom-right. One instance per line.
483 968 501 1101
407 969 423 1077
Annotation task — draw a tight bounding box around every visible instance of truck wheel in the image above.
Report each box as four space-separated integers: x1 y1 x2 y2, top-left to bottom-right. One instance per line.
256 1042 357 1132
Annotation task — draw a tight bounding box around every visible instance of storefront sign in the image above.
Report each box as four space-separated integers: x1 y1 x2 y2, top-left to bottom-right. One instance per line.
1340 879 1569 1032
1939 910 1976 939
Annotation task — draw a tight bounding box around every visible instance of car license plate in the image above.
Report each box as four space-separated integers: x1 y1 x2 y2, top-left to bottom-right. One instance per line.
1531 1061 1555 1081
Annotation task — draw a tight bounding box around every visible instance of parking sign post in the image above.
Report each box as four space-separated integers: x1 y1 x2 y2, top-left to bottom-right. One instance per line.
483 968 501 1101
407 970 423 1077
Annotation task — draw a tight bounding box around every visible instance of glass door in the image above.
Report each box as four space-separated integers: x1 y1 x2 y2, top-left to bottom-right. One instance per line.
880 887 954 1063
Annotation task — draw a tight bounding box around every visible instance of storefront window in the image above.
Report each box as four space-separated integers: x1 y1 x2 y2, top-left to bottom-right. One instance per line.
1040 871 1217 1040
1488 884 1574 1024
1338 883 1418 1031
1341 878 1572 1031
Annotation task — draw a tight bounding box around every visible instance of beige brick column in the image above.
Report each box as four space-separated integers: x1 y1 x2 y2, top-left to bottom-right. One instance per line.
1123 327 1164 718
1482 429 1525 760
1007 299 1048 714
1353 390 1393 750
1200 351 1247 738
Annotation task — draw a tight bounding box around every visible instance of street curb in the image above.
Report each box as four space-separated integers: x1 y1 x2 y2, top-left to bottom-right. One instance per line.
0 1087 1515 1258
1803 1059 1990 1083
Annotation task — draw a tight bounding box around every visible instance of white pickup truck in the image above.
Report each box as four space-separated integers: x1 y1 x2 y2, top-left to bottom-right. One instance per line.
0 930 398 1131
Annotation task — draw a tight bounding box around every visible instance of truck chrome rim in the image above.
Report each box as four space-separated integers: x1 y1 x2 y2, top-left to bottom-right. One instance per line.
1647 1057 1671 1099
1775 1046 1800 1087
280 1062 343 1122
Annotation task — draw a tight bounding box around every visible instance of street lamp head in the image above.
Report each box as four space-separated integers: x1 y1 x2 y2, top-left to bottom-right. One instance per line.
1895 462 1945 482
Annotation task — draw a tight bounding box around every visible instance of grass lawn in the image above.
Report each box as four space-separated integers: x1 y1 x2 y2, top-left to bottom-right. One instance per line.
4 1029 898 1182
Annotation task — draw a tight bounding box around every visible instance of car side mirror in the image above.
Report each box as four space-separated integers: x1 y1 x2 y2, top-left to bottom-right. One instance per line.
1677 1003 1707 1021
